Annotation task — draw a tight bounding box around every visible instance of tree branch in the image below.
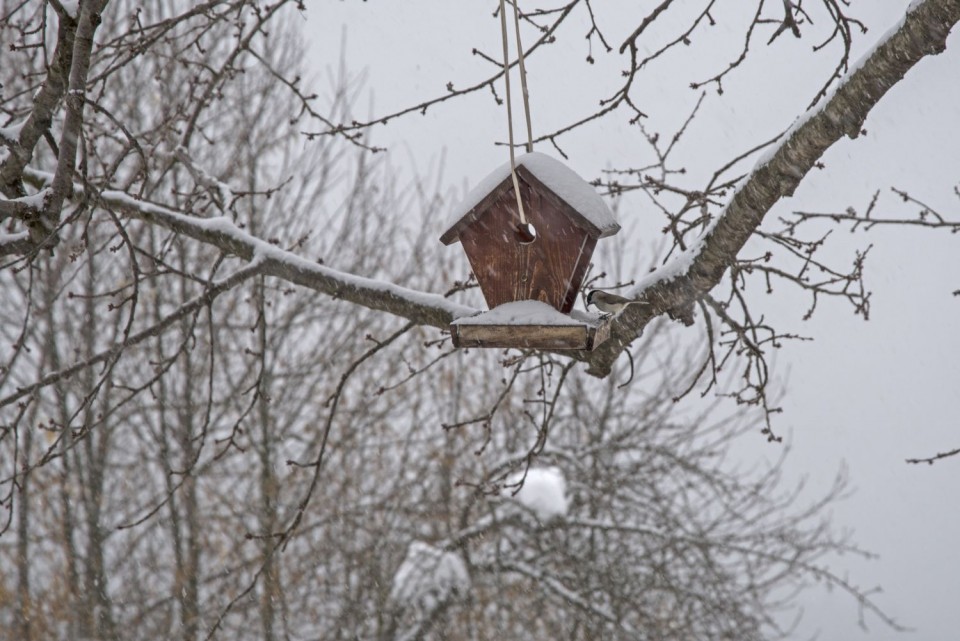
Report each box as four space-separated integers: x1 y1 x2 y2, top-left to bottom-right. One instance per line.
25 168 476 326
582 0 960 377
0 5 76 199
13 1 959 382
0 262 263 410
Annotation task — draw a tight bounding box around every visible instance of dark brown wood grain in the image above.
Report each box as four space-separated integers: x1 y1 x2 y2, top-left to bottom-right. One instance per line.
457 176 597 313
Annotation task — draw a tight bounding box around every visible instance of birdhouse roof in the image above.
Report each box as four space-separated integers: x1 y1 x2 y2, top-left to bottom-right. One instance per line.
440 152 620 245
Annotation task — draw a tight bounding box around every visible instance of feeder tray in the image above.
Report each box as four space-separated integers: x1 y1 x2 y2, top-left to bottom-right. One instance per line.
451 301 611 351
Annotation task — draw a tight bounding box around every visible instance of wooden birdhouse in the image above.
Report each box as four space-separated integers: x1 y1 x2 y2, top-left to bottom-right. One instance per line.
440 152 621 350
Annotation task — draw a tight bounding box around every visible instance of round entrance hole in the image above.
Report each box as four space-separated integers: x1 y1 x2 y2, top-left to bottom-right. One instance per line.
515 222 537 245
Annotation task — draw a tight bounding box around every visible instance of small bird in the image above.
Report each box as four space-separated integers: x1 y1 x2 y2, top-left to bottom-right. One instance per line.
586 290 651 317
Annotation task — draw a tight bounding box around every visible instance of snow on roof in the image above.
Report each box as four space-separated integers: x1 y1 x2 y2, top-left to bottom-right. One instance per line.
441 152 620 242
452 300 604 327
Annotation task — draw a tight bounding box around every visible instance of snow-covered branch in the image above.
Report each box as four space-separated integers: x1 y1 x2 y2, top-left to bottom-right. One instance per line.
0 231 31 257
21 168 477 331
585 0 960 376
499 560 640 634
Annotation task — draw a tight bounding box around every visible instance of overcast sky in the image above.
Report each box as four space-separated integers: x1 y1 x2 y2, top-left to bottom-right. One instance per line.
303 2 960 638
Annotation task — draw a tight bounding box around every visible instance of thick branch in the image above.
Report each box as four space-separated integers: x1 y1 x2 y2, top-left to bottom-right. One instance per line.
0 10 76 198
581 0 960 377
19 175 476 329
37 0 108 245
118 210 473 329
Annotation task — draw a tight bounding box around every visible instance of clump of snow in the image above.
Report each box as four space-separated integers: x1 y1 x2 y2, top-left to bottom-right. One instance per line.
509 467 569 522
390 542 470 611
442 152 619 240
0 231 29 247
59 0 79 19
0 188 51 214
0 118 27 145
175 145 234 208
453 300 604 327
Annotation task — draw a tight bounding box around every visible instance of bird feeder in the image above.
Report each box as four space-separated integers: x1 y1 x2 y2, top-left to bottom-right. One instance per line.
440 152 620 350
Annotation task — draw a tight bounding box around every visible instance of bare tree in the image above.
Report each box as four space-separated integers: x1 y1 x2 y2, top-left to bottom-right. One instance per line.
3 1 955 450
1 1 957 639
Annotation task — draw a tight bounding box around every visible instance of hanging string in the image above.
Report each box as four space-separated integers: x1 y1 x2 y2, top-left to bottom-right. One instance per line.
498 0 530 227
511 0 534 153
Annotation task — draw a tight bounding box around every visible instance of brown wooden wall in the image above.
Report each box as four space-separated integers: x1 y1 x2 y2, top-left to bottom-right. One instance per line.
458 180 597 313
